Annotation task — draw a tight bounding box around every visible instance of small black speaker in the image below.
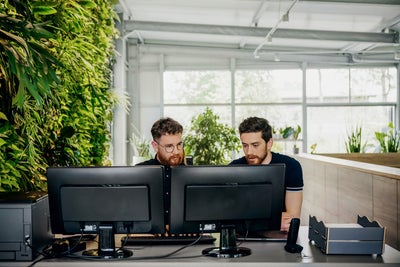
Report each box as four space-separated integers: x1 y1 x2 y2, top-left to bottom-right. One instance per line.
284 218 303 253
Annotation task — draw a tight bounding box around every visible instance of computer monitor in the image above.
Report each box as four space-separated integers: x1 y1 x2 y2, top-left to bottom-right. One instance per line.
169 164 285 258
46 165 165 258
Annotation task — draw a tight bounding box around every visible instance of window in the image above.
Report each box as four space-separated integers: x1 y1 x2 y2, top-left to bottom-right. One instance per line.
164 71 231 104
306 67 397 153
161 66 397 155
235 70 302 103
164 71 232 127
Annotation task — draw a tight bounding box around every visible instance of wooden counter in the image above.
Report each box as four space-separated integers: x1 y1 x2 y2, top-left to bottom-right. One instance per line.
318 153 400 169
293 153 400 251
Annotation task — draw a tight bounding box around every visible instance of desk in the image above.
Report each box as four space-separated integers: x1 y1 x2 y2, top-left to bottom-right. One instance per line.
1 227 400 267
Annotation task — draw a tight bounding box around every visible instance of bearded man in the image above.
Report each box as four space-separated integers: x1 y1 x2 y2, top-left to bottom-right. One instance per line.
230 117 303 232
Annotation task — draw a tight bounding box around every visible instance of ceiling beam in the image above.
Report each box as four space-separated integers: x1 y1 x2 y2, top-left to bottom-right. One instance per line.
124 21 399 44
136 43 398 65
301 0 400 4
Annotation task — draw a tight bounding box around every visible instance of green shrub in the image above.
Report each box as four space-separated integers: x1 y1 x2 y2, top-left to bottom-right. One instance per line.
184 107 241 165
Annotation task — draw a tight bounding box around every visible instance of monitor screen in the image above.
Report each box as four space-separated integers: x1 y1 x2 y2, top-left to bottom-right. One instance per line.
46 165 165 258
169 164 285 258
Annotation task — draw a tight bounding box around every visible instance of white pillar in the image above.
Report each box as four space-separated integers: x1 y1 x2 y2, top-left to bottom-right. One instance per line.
111 14 128 165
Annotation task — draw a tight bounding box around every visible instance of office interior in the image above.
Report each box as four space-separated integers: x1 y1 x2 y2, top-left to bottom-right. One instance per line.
2 0 400 265
110 0 400 252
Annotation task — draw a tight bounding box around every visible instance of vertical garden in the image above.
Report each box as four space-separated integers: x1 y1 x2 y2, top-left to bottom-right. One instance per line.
0 0 118 192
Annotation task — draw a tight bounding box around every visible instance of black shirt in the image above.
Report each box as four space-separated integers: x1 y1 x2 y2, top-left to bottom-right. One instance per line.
136 156 185 226
229 152 303 192
230 152 303 213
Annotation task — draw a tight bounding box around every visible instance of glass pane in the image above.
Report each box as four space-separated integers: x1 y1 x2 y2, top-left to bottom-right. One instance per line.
235 70 302 103
306 69 350 103
307 106 395 153
164 71 231 104
235 105 302 155
350 67 397 103
235 105 302 131
164 105 232 133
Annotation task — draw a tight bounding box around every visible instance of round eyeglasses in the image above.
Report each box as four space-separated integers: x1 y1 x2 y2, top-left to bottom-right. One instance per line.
154 140 183 153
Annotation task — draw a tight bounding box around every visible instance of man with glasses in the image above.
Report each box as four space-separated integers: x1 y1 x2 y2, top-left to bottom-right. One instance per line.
136 117 185 233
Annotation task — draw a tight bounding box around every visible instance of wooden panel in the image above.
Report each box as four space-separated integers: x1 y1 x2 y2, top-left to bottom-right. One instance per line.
398 180 400 250
299 159 326 224
373 175 398 248
337 168 373 222
325 165 339 223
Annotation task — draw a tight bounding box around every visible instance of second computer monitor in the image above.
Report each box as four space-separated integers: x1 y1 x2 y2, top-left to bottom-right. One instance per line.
169 164 285 234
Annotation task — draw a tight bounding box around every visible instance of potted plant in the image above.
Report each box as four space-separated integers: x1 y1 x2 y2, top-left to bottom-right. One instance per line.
292 125 302 154
345 126 364 153
184 107 241 165
280 126 294 139
375 122 400 153
280 125 301 154
130 131 152 165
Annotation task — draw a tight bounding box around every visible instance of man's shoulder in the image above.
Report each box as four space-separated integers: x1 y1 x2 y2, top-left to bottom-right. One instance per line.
136 158 159 165
271 152 300 166
229 156 248 165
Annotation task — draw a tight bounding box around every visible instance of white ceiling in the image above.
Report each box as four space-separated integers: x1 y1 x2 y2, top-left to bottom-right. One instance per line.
115 0 400 64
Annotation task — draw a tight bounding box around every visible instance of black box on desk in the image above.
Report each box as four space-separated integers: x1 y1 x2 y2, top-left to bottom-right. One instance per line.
0 192 53 261
308 215 385 255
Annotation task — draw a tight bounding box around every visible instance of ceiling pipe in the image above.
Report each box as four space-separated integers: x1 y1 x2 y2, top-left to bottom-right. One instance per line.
124 30 144 43
251 0 269 27
350 53 400 63
253 0 299 58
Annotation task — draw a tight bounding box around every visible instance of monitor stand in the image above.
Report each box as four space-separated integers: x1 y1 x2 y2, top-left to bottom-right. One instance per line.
82 224 133 259
202 224 251 258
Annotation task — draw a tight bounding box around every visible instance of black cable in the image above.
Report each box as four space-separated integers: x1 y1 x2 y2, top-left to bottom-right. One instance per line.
30 229 210 263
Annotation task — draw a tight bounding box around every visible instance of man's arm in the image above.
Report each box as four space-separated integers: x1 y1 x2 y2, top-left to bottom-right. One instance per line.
281 191 303 232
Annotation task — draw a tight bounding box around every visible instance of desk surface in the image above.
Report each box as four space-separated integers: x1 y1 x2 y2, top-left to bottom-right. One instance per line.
2 227 400 267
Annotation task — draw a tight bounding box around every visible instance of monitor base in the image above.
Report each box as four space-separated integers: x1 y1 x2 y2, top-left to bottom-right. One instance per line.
202 247 251 258
202 224 252 258
83 248 133 259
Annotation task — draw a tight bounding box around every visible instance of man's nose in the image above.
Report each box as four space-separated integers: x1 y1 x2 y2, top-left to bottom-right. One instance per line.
246 146 254 154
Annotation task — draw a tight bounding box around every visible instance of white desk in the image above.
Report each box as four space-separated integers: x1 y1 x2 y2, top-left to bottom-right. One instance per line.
1 227 400 267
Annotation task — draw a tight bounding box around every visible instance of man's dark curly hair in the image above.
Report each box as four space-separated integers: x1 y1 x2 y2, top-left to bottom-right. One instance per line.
151 117 183 141
238 117 272 143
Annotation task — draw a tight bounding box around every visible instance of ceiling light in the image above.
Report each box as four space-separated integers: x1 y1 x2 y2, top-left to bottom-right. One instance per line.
282 12 289 22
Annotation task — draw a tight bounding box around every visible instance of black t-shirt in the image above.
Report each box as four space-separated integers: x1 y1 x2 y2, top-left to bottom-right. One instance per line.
229 152 303 192
136 156 185 225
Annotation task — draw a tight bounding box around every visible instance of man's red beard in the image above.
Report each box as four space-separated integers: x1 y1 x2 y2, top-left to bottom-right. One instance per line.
168 155 183 166
158 153 183 166
245 155 262 165
245 152 268 165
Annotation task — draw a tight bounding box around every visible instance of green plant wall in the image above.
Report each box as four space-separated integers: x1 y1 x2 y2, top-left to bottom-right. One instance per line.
0 0 118 192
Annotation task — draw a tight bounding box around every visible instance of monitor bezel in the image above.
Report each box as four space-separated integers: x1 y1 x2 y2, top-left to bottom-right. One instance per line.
169 164 286 235
47 165 165 236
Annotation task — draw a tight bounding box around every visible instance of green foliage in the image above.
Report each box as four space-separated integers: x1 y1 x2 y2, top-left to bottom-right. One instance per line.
280 125 301 141
0 0 118 191
345 126 363 153
130 130 152 159
310 143 317 154
184 107 241 165
293 125 301 141
0 120 46 192
375 122 399 153
281 126 294 139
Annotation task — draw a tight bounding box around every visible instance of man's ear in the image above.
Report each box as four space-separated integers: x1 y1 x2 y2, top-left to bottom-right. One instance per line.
151 140 158 152
267 138 274 149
